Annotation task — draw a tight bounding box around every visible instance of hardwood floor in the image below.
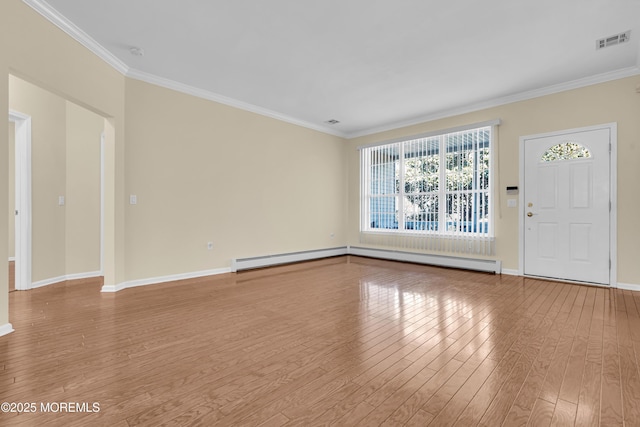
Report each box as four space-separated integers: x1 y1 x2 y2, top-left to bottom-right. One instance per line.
1 255 639 426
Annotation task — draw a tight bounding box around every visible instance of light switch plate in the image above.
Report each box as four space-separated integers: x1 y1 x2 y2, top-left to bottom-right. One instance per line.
130 195 137 205
507 199 517 208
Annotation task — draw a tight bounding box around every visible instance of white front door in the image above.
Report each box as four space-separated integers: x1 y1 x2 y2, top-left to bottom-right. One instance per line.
522 126 611 285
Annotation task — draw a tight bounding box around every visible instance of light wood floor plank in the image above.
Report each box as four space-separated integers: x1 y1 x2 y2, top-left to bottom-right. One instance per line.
528 397 554 427
0 256 636 426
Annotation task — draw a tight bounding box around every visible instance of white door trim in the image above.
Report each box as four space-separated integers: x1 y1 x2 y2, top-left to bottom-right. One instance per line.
518 123 617 286
8 110 33 291
100 132 105 275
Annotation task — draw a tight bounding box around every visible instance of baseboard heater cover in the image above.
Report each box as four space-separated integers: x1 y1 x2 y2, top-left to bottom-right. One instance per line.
232 246 500 274
349 246 502 274
232 247 349 272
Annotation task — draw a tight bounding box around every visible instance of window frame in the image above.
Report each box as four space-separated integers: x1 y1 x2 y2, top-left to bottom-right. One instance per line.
360 120 499 238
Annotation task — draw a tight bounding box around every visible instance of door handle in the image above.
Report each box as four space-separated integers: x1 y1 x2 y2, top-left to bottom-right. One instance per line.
527 212 536 217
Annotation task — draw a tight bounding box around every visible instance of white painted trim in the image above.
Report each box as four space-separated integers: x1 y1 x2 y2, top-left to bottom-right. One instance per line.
20 1 345 138
31 275 64 289
232 247 349 272
22 2 640 141
101 267 232 293
100 282 126 293
31 271 102 289
617 282 640 292
501 268 519 276
0 323 15 337
8 257 16 262
100 132 105 275
9 110 32 291
609 124 618 288
125 69 345 138
519 123 618 286
349 246 501 274
346 67 640 138
101 246 502 292
21 0 129 74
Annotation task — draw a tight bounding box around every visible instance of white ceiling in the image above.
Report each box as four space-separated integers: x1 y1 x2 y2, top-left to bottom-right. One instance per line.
27 0 640 137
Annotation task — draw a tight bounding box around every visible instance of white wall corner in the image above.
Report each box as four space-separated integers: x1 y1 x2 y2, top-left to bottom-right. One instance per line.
0 323 15 337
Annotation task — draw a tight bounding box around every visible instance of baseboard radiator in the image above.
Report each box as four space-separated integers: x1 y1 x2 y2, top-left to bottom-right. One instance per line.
231 247 349 272
349 246 501 274
232 245 501 274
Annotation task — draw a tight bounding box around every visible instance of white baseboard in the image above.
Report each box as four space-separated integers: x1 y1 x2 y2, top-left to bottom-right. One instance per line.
500 274 639 290
100 282 127 293
617 282 640 291
0 323 15 337
349 246 502 274
104 245 501 292
101 267 232 293
8 257 15 262
31 271 102 289
232 247 349 272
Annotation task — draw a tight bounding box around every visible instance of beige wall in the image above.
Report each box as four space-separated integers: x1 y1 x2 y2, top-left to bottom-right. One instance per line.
7 121 14 259
124 78 347 281
1 0 126 326
0 0 639 332
347 75 640 284
9 75 67 282
65 101 102 275
8 77 103 282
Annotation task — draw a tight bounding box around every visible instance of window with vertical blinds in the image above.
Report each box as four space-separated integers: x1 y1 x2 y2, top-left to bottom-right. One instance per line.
359 121 498 255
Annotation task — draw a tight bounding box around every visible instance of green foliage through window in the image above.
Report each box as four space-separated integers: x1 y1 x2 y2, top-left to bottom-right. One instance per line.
362 126 492 235
541 142 591 162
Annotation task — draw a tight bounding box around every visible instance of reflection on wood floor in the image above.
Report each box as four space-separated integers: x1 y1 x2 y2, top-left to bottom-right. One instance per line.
1 255 638 426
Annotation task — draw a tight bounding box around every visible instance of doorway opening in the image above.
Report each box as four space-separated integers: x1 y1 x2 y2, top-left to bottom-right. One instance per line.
8 75 106 291
8 110 32 291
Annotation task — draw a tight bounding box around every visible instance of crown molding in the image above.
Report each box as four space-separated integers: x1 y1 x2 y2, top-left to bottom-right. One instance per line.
22 0 346 139
345 66 640 139
126 68 347 138
20 0 640 141
22 0 129 75
20 0 346 138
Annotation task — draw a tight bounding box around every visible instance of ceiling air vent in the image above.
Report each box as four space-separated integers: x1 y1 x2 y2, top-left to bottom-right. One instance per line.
596 31 631 50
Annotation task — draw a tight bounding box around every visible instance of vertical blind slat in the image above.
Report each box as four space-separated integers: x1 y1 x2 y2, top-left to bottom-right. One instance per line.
360 126 494 255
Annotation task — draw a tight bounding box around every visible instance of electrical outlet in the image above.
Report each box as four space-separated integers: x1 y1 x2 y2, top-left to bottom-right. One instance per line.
129 195 137 205
207 242 213 250
330 232 335 239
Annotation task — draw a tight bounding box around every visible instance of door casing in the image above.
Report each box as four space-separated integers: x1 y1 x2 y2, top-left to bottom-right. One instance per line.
518 123 617 286
8 110 32 291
